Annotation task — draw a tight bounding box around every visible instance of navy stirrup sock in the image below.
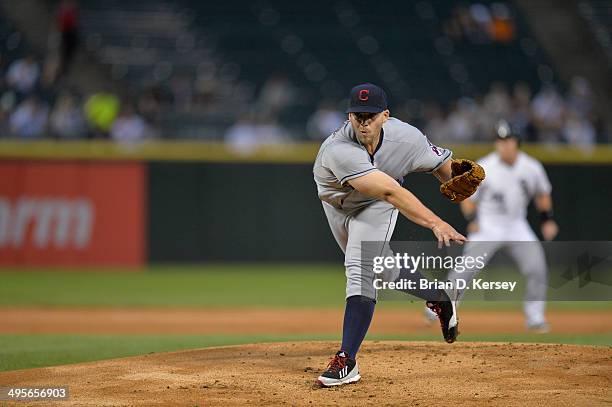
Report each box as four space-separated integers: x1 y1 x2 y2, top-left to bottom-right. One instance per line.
340 295 376 359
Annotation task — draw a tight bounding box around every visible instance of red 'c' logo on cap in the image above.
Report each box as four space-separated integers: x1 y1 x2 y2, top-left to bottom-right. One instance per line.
358 89 369 101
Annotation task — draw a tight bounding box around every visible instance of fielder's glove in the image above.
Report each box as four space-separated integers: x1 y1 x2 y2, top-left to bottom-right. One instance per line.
440 159 485 202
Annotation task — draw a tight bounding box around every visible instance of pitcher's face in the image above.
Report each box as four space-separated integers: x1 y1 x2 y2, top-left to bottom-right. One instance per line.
349 110 389 143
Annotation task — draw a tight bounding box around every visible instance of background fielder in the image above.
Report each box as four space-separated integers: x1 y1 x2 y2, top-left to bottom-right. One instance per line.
442 120 559 331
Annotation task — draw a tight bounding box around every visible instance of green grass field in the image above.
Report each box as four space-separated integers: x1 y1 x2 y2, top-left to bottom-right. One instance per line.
0 265 347 308
1 265 610 372
1 265 609 309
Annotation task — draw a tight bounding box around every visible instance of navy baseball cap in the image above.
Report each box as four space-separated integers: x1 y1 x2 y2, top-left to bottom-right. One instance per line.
346 83 388 114
495 119 521 140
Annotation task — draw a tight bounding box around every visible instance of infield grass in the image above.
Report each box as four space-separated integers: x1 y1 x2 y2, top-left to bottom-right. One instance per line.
0 265 609 309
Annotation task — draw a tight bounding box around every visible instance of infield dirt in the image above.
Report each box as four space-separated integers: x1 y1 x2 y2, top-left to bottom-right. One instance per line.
1 341 610 406
0 308 610 334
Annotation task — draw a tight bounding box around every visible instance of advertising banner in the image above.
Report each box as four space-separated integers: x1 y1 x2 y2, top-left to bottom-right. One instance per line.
0 161 145 267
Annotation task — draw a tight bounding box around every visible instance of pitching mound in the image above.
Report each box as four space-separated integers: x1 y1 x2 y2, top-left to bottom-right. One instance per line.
1 341 610 406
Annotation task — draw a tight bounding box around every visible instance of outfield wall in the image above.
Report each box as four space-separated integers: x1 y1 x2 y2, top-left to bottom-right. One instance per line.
0 141 610 266
148 162 612 263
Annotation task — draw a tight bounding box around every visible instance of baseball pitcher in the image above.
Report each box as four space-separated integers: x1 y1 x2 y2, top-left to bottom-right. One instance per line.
313 83 485 387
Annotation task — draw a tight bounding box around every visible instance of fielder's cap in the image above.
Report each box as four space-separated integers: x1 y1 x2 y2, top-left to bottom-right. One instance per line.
495 119 520 140
346 83 388 114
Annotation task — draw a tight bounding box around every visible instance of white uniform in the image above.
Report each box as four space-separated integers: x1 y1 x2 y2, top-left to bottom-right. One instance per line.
471 151 551 238
447 151 552 327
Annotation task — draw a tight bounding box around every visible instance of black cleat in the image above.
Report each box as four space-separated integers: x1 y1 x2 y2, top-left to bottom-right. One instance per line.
316 351 361 387
426 295 459 343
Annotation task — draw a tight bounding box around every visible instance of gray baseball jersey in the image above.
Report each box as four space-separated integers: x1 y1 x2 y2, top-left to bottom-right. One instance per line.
313 117 452 299
313 117 452 212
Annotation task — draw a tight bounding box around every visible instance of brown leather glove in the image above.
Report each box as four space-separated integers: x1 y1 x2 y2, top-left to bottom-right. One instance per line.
440 159 485 202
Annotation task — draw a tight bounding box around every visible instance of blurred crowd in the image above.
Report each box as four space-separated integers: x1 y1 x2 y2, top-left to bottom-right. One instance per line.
417 77 603 146
230 75 606 149
0 0 607 147
2 49 604 147
1 43 605 147
0 0 158 143
0 52 157 143
444 3 517 44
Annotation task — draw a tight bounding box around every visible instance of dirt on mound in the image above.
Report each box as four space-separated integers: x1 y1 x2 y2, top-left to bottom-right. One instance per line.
1 341 610 406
